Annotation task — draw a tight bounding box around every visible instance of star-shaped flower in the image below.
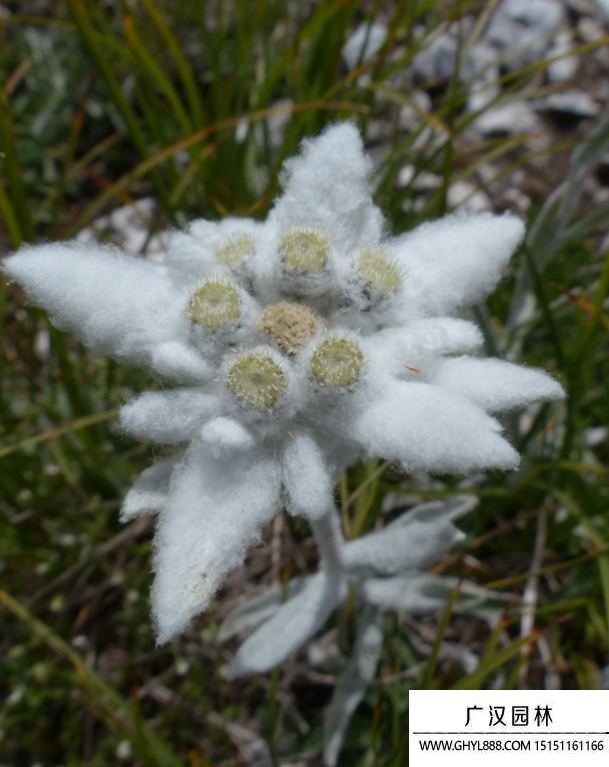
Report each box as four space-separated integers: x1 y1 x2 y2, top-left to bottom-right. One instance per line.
4 123 563 643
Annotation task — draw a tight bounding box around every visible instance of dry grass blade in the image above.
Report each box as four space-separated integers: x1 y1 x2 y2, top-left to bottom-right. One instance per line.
0 410 118 459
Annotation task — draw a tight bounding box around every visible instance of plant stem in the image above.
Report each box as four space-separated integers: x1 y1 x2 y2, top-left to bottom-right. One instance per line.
310 509 345 576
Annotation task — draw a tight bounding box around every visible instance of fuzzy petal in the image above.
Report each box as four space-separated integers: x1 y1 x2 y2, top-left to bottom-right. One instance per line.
349 381 519 474
152 444 282 643
433 357 565 413
120 389 220 444
391 212 524 314
282 433 335 521
225 572 347 678
3 242 190 371
120 454 181 522
269 123 384 252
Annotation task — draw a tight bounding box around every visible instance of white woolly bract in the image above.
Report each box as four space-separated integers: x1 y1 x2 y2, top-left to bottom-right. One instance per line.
119 389 219 444
433 356 565 413
120 454 180 522
4 243 191 373
349 381 519 474
200 417 254 457
372 318 484 374
152 443 281 644
392 212 525 315
150 341 213 383
269 123 384 254
281 432 335 520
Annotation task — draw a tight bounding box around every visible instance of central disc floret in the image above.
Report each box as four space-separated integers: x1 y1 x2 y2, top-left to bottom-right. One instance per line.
258 301 317 356
227 352 287 410
280 229 329 273
358 248 404 293
310 335 365 389
214 234 255 267
189 279 241 330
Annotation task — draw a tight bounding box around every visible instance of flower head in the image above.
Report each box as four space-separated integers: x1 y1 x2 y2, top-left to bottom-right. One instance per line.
3 123 564 644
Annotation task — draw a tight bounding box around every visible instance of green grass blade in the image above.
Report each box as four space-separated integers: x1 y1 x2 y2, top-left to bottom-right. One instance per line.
64 100 368 235
139 0 207 126
66 0 176 222
0 589 184 767
0 88 34 242
0 410 118 459
420 581 460 688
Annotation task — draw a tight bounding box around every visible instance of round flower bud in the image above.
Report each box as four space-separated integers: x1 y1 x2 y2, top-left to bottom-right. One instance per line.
189 279 241 330
310 335 365 389
280 229 329 273
214 234 256 267
227 352 287 410
358 248 404 293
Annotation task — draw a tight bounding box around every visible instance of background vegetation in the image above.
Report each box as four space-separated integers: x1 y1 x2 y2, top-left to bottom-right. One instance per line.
1 0 608 765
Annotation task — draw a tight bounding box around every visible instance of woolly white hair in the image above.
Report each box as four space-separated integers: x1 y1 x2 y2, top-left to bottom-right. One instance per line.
3 122 564 644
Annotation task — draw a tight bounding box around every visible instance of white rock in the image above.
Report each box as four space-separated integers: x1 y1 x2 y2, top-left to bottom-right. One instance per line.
116 741 132 760
397 90 432 131
583 426 608 447
415 172 443 192
467 74 501 114
592 0 609 19
547 54 579 83
412 32 479 84
502 186 532 212
412 33 456 83
397 166 442 192
397 165 415 187
76 198 167 262
473 101 539 137
342 22 387 70
448 181 492 212
563 0 597 13
486 0 565 71
542 90 600 118
577 16 606 43
547 32 579 83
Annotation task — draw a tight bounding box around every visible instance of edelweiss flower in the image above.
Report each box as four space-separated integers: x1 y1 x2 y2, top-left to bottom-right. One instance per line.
4 123 563 644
